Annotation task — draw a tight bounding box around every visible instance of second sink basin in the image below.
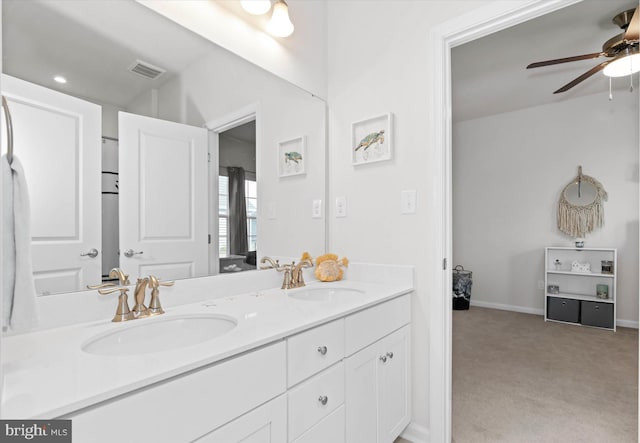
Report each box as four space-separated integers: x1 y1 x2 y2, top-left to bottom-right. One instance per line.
288 287 364 301
82 314 237 356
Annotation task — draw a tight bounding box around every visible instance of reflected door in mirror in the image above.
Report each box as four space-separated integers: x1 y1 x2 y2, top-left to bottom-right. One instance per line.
2 75 101 295
118 112 209 281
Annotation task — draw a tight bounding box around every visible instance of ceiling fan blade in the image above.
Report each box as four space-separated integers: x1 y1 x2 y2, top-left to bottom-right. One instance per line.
553 60 612 94
624 7 639 41
527 52 606 69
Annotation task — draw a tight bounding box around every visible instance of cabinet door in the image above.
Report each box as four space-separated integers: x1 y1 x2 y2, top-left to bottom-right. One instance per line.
345 339 380 443
194 395 287 443
293 405 345 443
378 325 411 443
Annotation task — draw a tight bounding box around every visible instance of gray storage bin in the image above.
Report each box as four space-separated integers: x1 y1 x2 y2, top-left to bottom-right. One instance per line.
547 297 580 323
581 301 614 329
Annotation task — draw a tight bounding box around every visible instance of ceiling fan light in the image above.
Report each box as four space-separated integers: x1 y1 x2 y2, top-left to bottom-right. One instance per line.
241 0 271 15
603 53 640 77
267 0 294 37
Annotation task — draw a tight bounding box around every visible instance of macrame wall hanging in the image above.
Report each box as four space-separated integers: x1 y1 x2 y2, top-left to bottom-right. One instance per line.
557 166 608 238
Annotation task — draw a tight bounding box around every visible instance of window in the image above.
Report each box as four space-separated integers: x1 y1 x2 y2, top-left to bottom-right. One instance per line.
218 175 257 257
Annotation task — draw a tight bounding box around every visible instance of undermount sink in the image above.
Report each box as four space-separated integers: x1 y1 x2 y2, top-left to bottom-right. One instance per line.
82 314 237 356
288 286 365 301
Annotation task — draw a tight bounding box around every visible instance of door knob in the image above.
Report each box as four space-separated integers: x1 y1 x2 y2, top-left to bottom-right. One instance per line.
80 248 99 258
124 249 143 258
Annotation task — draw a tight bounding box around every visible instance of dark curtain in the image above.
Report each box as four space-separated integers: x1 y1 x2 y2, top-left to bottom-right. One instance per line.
227 167 248 255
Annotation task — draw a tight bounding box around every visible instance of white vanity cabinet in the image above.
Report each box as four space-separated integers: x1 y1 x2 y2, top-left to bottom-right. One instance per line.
345 297 411 443
63 293 412 443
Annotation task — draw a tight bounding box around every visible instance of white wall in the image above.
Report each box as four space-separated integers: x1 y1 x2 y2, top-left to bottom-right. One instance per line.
326 1 493 439
136 0 328 99
453 91 639 325
219 135 256 177
151 43 326 260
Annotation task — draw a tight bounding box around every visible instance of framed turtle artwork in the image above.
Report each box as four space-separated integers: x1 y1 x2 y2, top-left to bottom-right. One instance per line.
278 135 306 177
352 112 393 165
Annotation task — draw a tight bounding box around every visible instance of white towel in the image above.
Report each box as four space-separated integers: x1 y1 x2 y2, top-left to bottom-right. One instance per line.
2 154 37 332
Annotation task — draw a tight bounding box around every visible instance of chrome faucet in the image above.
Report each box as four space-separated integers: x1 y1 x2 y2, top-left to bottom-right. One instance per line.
261 256 312 290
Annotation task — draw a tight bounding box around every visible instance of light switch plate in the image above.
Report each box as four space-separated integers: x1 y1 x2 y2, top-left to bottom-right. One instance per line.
312 199 322 218
401 190 417 214
268 203 277 220
335 196 347 218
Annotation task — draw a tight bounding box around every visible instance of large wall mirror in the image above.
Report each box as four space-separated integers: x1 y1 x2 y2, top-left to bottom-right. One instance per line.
2 0 326 296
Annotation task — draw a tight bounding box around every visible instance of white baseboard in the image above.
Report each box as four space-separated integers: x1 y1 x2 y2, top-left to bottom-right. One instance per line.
617 319 639 329
469 300 639 329
400 421 429 443
469 300 543 316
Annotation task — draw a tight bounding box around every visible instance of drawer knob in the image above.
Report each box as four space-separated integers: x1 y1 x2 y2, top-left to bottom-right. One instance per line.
386 351 394 359
318 395 328 405
317 345 328 355
379 355 388 363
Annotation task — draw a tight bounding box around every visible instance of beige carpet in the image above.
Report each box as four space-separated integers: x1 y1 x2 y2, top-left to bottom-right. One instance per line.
453 307 638 443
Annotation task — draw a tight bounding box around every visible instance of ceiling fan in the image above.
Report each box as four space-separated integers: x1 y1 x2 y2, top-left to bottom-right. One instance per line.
527 6 639 94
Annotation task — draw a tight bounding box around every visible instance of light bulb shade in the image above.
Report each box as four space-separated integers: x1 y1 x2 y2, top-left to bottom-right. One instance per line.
267 0 294 37
603 53 640 77
241 0 271 15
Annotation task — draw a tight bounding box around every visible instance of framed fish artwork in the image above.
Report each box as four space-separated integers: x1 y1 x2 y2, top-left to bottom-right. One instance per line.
278 135 306 177
352 112 393 165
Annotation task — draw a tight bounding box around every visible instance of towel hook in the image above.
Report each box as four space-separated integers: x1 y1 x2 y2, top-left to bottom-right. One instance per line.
2 96 14 164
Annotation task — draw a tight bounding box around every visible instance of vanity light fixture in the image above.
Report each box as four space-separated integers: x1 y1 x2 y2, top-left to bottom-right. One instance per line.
240 0 271 16
53 75 67 84
267 0 294 37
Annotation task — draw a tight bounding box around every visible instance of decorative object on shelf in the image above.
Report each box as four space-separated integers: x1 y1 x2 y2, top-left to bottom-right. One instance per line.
278 136 306 177
571 260 591 273
554 259 562 270
547 284 560 294
596 284 609 299
557 166 608 238
314 253 349 282
575 238 585 248
352 113 393 166
601 260 614 274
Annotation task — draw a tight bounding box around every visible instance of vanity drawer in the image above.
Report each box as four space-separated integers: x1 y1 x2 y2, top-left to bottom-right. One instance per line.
287 318 345 387
345 294 410 356
288 361 345 442
293 405 345 443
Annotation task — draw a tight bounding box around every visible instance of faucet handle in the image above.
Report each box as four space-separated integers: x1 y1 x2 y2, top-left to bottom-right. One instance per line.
97 286 135 322
260 256 280 270
87 282 116 290
147 275 172 316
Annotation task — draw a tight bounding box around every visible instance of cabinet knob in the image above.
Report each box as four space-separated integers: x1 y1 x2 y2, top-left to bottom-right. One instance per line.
317 345 328 355
318 395 328 405
386 351 394 359
379 355 387 363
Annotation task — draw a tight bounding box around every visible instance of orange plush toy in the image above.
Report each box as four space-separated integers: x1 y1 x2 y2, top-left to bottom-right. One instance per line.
314 253 349 282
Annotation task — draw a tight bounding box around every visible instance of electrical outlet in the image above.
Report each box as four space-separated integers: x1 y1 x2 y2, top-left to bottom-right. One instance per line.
401 190 417 214
312 199 322 218
336 196 347 217
537 280 544 290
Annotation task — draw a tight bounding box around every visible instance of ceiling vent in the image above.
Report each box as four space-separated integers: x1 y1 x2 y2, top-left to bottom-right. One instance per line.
128 60 166 80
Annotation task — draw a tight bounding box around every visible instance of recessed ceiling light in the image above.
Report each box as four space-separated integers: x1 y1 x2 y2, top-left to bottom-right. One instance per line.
54 76 67 84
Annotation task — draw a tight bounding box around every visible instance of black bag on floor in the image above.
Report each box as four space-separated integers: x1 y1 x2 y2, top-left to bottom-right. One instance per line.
452 265 472 310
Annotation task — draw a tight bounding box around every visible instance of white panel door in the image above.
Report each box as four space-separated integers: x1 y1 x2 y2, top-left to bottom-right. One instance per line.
118 112 208 281
2 74 101 294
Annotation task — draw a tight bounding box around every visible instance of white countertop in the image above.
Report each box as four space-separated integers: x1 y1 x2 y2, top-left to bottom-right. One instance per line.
1 279 412 419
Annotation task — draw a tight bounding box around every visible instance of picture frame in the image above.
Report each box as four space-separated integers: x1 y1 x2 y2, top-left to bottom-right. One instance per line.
278 136 306 177
352 112 392 166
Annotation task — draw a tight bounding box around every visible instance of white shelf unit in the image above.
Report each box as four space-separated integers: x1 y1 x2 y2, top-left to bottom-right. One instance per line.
544 247 616 331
